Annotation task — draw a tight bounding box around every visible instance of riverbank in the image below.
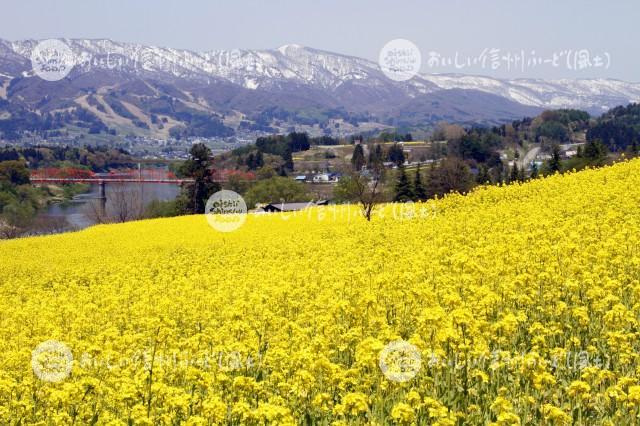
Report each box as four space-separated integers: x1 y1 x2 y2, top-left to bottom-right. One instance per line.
41 183 91 204
0 183 93 238
31 181 181 234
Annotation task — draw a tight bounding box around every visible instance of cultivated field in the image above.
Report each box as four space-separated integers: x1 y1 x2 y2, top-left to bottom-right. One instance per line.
2 160 640 424
292 142 440 174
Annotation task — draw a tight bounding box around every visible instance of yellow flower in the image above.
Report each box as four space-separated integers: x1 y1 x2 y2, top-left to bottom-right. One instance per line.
533 371 556 390
627 386 640 405
391 402 415 423
312 392 333 411
491 412 521 426
202 397 227 423
339 392 368 417
3 157 640 423
567 380 591 400
541 404 571 425
490 396 513 415
406 390 421 405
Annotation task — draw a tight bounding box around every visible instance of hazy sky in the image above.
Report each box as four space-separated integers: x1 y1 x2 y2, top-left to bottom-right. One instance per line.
2 0 638 80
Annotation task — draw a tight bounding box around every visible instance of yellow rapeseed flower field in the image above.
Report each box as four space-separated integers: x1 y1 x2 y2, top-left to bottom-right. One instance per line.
2 160 640 425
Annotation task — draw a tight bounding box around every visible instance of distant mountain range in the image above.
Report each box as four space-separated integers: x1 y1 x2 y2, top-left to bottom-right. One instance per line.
1 38 640 140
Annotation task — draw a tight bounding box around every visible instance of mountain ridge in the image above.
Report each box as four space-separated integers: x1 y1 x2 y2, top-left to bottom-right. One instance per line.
1 38 639 140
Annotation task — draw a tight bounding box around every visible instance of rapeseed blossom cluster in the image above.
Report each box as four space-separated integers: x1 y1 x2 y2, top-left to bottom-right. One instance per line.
2 160 640 424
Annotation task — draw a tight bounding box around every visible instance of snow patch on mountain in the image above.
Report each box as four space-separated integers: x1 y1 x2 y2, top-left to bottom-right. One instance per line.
3 38 640 113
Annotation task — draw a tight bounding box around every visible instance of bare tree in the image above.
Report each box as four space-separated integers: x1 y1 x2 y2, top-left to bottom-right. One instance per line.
85 184 145 224
334 158 387 221
433 122 466 142
110 184 145 222
427 157 475 197
0 220 21 239
23 216 69 236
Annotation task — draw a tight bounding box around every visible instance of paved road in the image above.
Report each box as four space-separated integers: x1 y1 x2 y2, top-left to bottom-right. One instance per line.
519 146 541 169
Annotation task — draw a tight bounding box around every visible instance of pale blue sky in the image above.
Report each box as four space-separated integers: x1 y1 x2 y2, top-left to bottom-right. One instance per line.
1 0 638 80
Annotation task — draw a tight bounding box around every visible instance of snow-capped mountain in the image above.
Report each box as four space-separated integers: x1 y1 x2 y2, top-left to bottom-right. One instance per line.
421 74 640 113
0 38 639 138
6 39 413 87
4 38 639 111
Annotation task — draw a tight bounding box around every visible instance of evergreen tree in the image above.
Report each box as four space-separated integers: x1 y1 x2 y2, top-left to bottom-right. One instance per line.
518 166 526 182
476 165 491 184
548 144 562 173
375 145 384 165
583 139 607 165
178 143 220 214
509 162 519 183
530 162 539 179
282 149 294 171
246 153 256 170
368 144 383 168
413 164 427 201
255 150 264 168
351 144 366 171
394 165 413 202
387 143 405 166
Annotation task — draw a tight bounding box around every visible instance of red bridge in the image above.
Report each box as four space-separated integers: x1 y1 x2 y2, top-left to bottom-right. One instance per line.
30 167 193 184
29 167 256 217
30 167 256 185
30 177 195 184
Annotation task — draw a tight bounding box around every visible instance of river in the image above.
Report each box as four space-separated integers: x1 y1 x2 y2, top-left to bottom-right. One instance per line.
36 183 181 231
